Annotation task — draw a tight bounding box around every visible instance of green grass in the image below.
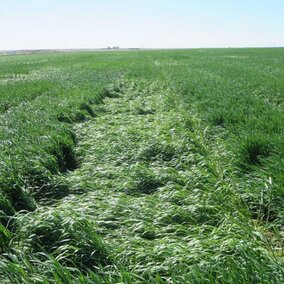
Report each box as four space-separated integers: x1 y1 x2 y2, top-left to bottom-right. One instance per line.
0 48 283 283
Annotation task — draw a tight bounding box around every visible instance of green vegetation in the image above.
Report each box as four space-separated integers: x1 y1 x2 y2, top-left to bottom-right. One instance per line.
0 48 283 283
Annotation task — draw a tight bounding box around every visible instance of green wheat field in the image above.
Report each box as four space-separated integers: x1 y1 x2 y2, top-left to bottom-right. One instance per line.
0 48 283 283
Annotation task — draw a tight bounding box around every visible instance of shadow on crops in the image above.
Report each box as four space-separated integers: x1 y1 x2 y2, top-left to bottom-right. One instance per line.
20 213 112 270
138 142 176 162
102 83 123 98
130 165 164 195
238 138 272 171
54 143 79 173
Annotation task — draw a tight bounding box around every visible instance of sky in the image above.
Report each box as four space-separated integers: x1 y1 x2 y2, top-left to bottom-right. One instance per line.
0 0 283 50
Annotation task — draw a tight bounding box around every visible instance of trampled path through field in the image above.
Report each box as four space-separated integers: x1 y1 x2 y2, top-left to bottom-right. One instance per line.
42 79 277 278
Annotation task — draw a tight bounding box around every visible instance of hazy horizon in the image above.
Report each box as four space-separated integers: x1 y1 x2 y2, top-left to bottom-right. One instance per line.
1 0 284 50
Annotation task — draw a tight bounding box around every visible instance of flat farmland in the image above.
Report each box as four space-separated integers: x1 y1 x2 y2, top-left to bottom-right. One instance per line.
0 48 283 283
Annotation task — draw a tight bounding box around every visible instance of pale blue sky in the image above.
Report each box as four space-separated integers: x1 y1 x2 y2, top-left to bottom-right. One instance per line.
1 0 283 50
